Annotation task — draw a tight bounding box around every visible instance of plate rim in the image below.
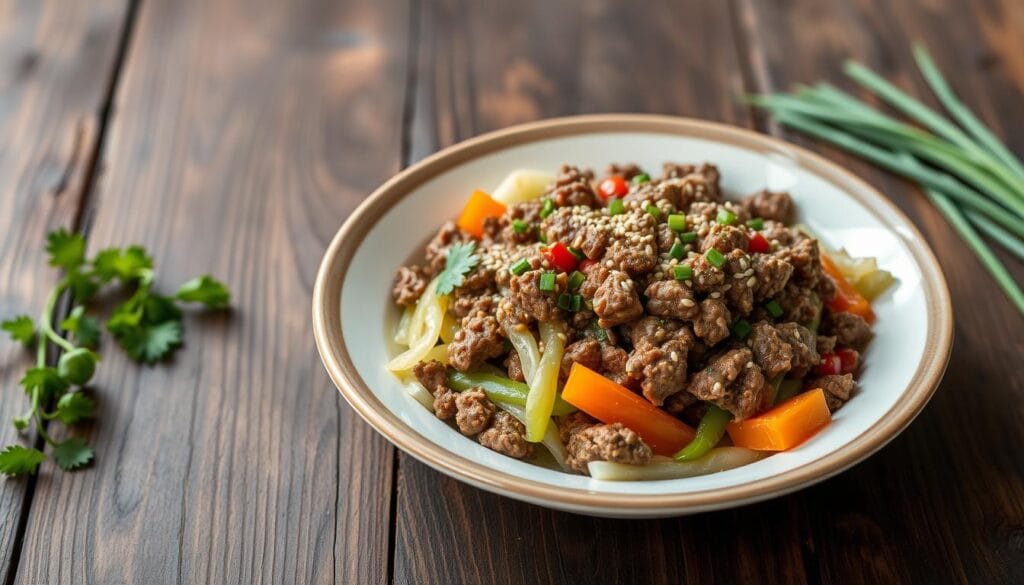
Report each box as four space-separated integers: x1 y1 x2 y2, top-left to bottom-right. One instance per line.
312 114 953 515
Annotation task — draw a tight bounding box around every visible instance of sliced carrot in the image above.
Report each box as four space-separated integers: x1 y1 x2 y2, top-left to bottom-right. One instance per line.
561 363 694 456
821 253 875 323
456 190 506 238
725 388 831 451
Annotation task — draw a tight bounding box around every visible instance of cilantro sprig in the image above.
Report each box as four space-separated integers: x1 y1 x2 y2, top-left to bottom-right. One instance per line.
435 241 479 295
0 229 230 476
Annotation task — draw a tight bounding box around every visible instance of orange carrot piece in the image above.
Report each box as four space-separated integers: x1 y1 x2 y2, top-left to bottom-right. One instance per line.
457 190 506 238
561 363 694 456
821 254 875 323
725 388 831 451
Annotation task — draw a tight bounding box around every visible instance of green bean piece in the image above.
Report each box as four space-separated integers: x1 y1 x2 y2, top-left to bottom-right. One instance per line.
673 405 732 462
446 370 577 415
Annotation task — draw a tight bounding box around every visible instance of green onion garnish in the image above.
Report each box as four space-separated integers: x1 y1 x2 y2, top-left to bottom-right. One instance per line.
568 270 586 290
631 173 651 185
669 240 685 260
732 319 752 340
608 197 624 216
567 246 585 261
645 204 661 219
510 258 531 276
679 231 697 243
667 214 686 232
512 219 529 234
716 208 737 225
540 198 555 219
705 248 726 268
571 294 583 312
557 293 572 310
673 264 692 281
746 217 764 230
539 271 557 292
765 300 783 318
538 230 548 244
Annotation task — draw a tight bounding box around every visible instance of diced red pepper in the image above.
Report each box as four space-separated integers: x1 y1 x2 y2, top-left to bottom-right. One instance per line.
816 348 859 376
542 242 579 272
598 175 629 201
748 232 770 254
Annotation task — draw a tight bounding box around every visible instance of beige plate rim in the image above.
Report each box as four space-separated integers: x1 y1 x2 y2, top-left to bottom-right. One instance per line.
312 114 953 514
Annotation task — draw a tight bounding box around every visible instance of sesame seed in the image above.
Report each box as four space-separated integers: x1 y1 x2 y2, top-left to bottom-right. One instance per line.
747 276 757 288
681 298 695 307
710 292 721 299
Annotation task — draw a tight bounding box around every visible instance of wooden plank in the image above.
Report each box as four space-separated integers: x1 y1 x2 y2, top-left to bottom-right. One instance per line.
12 0 409 583
733 0 1024 583
394 1 810 584
0 0 133 581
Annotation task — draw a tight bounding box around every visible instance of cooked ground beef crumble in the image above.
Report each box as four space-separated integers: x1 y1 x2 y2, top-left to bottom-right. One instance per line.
394 162 877 475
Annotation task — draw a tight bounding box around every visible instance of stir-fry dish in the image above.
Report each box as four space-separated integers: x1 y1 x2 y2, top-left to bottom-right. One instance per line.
389 163 893 480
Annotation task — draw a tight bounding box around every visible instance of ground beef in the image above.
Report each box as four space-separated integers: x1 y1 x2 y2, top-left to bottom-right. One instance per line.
424 221 467 274
824 311 873 350
478 411 534 459
777 282 820 325
809 373 855 412
689 254 725 293
565 423 653 474
558 411 597 443
693 298 731 345
775 322 820 378
391 266 428 306
578 261 610 299
413 360 447 393
541 207 583 246
723 249 755 316
777 238 823 287
600 343 630 383
742 190 793 223
433 389 457 420
748 321 793 379
504 351 525 382
644 280 699 320
626 332 692 405
656 223 677 253
506 270 565 324
700 224 750 254
816 335 837 354
606 162 644 181
604 210 658 275
450 291 496 320
560 338 603 378
575 224 610 260
686 348 768 420
761 220 804 248
621 316 675 347
592 270 643 327
752 253 793 301
448 314 505 372
663 389 699 415
548 164 598 208
503 201 543 244
661 162 721 199
454 388 497 436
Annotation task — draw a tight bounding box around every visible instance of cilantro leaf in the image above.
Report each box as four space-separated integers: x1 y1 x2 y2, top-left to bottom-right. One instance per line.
20 367 69 401
67 270 100 304
46 229 86 270
55 392 96 425
2 315 35 346
113 320 182 363
61 306 101 348
52 438 94 471
176 275 231 308
93 246 153 283
0 445 46 476
435 241 479 295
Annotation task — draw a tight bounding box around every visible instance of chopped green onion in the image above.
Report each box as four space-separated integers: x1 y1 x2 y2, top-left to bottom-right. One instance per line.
631 173 651 185
510 258 531 276
765 300 783 318
540 198 555 219
704 248 725 268
539 271 557 292
607 197 624 216
716 208 737 225
679 231 697 244
673 405 731 462
669 240 685 260
571 294 583 312
568 270 586 291
645 204 661 219
567 246 585 261
512 219 529 234
673 264 692 281
732 319 752 340
746 217 764 230
557 293 572 310
538 230 548 244
667 214 686 232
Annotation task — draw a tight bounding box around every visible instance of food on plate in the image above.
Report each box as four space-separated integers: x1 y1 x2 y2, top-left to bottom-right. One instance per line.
388 162 892 478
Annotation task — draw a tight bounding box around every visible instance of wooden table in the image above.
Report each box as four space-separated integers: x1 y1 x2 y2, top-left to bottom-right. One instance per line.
1 0 1021 582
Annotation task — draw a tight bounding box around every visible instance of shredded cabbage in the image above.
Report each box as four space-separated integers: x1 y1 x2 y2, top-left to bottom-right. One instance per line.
405 380 435 410
503 323 541 383
525 321 565 442
387 279 448 371
502 404 569 472
393 305 415 345
587 448 765 481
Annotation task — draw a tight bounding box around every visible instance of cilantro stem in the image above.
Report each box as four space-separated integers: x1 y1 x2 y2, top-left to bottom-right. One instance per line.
39 278 75 353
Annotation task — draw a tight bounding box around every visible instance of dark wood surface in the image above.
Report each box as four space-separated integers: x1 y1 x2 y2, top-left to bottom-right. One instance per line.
0 0 1021 583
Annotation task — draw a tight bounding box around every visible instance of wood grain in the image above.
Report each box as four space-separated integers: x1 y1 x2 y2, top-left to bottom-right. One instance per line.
734 0 1024 583
395 1 810 584
10 0 409 583
0 0 132 581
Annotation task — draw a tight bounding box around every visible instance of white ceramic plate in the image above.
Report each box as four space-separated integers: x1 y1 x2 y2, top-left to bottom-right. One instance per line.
313 115 952 518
